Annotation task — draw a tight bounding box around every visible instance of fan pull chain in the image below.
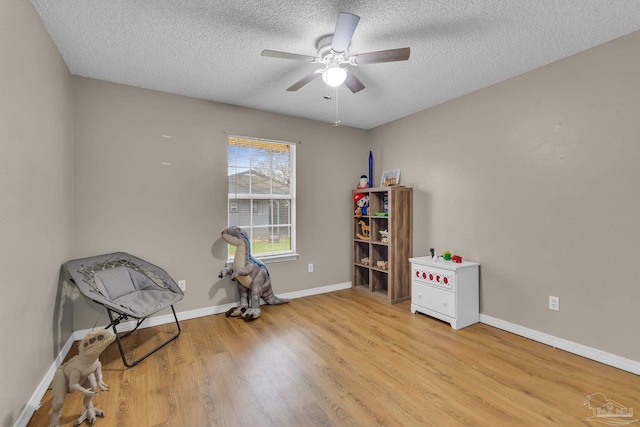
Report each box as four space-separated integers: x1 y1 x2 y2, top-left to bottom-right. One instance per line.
333 86 341 127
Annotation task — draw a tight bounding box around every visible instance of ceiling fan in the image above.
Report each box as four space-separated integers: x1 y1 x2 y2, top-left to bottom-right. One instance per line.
261 12 410 93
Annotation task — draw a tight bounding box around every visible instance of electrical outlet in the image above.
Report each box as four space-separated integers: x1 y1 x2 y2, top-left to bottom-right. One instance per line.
308 263 314 273
178 280 186 291
549 296 559 311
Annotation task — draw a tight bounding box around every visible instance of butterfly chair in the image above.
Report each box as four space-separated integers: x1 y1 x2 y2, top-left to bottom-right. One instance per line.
64 252 183 368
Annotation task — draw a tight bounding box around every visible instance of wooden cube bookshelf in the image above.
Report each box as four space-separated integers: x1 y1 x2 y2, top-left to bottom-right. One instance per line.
352 186 413 303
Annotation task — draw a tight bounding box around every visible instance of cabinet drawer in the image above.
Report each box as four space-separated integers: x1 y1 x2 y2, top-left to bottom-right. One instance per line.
412 267 455 291
412 282 455 318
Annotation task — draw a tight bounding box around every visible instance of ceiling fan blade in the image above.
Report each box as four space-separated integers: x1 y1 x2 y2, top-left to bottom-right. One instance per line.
344 71 365 93
331 13 360 53
286 72 322 91
352 47 410 65
261 49 317 62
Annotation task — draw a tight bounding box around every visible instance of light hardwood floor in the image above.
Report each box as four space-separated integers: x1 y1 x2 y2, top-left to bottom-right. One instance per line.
29 289 639 426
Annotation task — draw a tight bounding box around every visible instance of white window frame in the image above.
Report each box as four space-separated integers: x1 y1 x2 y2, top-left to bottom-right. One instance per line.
227 136 298 263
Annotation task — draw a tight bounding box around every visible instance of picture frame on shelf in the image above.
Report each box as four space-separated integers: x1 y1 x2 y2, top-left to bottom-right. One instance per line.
380 169 401 187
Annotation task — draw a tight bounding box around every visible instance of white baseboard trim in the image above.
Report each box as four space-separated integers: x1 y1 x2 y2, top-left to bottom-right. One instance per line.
16 282 352 427
480 314 640 375
71 281 353 339
280 281 352 300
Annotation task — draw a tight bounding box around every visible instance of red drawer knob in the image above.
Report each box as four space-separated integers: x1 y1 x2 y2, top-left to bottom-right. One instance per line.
443 277 449 285
436 275 440 282
422 272 427 279
429 273 434 280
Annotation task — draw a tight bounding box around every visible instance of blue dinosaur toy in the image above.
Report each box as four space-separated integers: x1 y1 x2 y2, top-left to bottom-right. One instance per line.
218 226 289 321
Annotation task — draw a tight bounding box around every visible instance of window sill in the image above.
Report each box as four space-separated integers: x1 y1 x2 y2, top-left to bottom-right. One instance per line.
226 252 299 266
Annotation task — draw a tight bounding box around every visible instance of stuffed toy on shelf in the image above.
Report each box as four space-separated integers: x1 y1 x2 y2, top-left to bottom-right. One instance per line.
354 193 369 217
357 175 369 189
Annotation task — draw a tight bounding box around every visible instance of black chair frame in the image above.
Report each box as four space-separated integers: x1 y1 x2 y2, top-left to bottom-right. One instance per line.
105 304 181 368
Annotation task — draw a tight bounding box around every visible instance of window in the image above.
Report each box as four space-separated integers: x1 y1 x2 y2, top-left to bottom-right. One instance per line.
227 136 297 262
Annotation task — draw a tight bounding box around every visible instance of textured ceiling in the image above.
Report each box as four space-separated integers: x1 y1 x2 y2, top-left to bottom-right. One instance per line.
31 1 640 129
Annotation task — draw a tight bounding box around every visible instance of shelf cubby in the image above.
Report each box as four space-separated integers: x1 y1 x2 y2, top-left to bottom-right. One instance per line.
354 265 370 290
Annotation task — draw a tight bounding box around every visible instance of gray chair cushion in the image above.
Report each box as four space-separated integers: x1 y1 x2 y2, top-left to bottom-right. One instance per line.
111 289 183 318
93 267 135 299
93 267 179 317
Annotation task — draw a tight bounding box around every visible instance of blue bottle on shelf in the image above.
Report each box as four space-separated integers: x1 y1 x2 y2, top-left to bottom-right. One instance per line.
368 151 373 188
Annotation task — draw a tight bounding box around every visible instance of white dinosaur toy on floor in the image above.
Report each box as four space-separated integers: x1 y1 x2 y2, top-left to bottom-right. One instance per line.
50 328 115 427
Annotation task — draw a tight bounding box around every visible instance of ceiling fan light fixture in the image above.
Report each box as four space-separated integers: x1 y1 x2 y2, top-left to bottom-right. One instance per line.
264 12 409 94
322 66 347 87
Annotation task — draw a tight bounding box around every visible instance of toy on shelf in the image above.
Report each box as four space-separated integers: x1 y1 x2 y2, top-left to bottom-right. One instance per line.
379 229 389 243
357 175 369 189
354 193 369 218
430 248 462 263
356 220 370 240
361 257 371 266
376 260 389 270
383 177 398 186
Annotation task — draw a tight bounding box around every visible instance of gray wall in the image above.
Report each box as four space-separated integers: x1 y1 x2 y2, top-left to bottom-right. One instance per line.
70 77 368 329
370 31 640 361
0 0 73 424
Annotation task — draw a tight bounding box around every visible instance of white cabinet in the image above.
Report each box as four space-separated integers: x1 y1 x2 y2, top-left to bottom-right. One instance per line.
409 256 480 330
